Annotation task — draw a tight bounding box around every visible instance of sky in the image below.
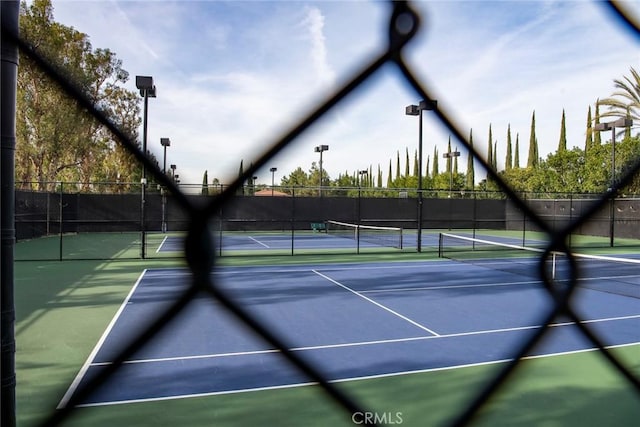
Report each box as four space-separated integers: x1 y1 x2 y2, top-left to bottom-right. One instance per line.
47 0 640 189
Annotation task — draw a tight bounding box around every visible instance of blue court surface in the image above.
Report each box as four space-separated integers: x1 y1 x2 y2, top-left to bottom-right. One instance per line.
156 233 414 252
59 259 640 407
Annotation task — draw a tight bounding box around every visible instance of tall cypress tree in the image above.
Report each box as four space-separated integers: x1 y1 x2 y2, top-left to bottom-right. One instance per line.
238 160 244 195
558 109 567 153
505 124 513 171
527 111 538 168
487 124 493 169
446 137 453 173
413 149 419 177
405 148 410 177
585 106 593 154
514 134 520 168
202 170 209 195
387 159 392 188
396 151 400 180
453 147 459 175
432 147 439 176
466 129 475 189
377 164 382 188
594 101 602 146
493 141 497 171
426 156 430 179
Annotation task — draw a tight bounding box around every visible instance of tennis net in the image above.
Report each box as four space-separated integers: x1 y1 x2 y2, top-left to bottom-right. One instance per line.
438 232 640 299
326 220 403 249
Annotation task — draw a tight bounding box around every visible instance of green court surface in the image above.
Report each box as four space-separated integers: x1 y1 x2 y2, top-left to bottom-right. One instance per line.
13 234 640 426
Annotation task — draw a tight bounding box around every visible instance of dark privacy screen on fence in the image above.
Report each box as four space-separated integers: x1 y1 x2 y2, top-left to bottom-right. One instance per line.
3 1 640 426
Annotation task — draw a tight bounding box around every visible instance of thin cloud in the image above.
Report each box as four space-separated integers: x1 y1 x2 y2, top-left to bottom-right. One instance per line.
301 6 336 88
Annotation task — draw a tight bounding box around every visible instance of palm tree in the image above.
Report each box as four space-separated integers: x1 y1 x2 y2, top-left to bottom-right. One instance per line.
598 66 640 122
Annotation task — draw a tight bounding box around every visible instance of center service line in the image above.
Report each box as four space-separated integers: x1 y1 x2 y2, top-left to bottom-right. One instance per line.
312 269 440 336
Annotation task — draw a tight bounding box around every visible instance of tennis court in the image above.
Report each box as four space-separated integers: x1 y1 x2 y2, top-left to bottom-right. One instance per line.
58 247 640 408
157 221 411 254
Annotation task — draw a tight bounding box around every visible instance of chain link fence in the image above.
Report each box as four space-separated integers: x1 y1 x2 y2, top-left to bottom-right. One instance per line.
3 1 640 426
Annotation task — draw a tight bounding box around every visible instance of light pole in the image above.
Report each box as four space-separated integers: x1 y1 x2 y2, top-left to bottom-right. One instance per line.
357 169 368 253
270 167 277 196
135 75 156 258
314 145 329 196
442 148 460 198
594 117 633 247
405 99 437 252
160 137 171 233
252 176 258 195
160 137 171 174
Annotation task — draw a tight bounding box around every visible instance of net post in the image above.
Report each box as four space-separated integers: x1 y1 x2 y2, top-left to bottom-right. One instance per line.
438 232 443 257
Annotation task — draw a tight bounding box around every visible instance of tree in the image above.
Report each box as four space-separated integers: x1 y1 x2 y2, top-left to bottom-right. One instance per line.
387 160 392 188
466 129 475 189
493 141 497 171
432 147 439 176
585 105 594 155
514 133 520 168
505 124 513 171
446 137 453 173
487 124 493 169
405 148 410 177
598 66 640 122
527 111 539 168
16 0 141 191
594 101 602 146
558 109 567 153
202 170 209 195
281 167 309 195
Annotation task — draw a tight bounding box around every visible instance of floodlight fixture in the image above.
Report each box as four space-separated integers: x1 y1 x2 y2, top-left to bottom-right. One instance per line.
135 75 156 98
612 117 633 128
405 105 420 116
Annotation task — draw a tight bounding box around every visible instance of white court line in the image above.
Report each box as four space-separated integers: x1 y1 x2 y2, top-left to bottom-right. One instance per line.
360 279 541 293
155 235 170 253
57 269 149 409
312 269 441 336
76 338 640 408
248 236 270 248
77 341 640 408
89 313 640 367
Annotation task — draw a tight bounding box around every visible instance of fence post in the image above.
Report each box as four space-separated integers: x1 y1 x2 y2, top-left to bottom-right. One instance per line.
1 2 19 424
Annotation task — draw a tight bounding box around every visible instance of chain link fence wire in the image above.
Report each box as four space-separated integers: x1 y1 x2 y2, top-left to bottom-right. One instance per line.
3 1 640 426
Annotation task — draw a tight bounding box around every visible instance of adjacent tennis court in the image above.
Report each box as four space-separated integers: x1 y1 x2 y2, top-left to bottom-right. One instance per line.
58 245 640 408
